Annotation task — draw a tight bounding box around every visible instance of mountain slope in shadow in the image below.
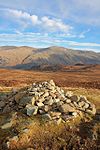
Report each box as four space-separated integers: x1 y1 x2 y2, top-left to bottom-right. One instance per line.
0 46 100 70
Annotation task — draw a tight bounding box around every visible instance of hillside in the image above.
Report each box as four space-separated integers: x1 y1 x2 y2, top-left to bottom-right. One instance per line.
0 46 100 69
0 46 36 67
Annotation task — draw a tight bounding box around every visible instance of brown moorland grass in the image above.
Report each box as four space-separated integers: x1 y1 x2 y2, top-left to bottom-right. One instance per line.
0 66 100 150
0 65 100 89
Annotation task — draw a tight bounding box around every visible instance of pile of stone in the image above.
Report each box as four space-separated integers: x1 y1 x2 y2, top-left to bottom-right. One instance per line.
0 80 96 124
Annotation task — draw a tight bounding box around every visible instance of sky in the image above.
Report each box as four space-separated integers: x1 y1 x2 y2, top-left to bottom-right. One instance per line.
0 0 100 52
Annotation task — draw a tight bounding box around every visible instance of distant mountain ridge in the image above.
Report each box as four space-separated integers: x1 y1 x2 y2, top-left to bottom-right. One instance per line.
0 46 100 70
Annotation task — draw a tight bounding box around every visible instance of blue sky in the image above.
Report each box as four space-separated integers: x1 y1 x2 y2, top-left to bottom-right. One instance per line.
0 0 100 52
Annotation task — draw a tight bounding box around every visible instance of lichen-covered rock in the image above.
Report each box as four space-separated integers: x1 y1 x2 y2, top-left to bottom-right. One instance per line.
0 101 5 108
19 96 32 106
70 95 79 102
59 103 76 113
26 105 38 116
42 113 52 120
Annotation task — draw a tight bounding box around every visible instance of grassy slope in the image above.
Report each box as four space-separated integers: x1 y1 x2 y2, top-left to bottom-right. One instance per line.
0 67 100 149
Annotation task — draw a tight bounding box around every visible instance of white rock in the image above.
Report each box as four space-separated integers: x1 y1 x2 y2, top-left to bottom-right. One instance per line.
72 112 77 117
49 80 55 86
43 92 49 97
31 97 35 105
50 111 61 118
44 98 53 105
44 105 49 112
65 91 73 98
55 118 62 125
1 121 13 129
36 102 44 107
78 101 85 107
83 103 89 109
66 99 71 103
54 98 60 103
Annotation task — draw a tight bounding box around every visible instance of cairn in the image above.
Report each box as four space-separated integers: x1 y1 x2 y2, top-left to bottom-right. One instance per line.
1 80 96 124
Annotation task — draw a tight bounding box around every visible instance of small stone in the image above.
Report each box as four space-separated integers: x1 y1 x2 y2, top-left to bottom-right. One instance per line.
38 84 42 88
22 128 29 133
43 92 49 98
26 105 38 116
31 97 35 105
44 98 53 105
42 114 52 120
34 95 39 101
15 92 25 103
70 95 79 102
0 101 5 108
78 101 85 107
28 91 35 95
3 104 11 113
44 105 49 112
73 101 78 107
65 91 73 98
11 136 19 142
39 109 45 114
55 118 62 125
56 101 64 107
50 111 61 118
6 141 10 149
83 103 89 109
72 112 77 117
59 103 75 113
19 96 32 106
62 114 72 121
38 97 45 103
48 85 55 90
85 103 96 115
36 102 44 107
49 92 56 98
61 89 64 93
54 98 60 103
1 121 13 129
65 99 71 103
39 92 44 96
33 88 38 92
34 92 39 96
79 96 87 102
92 104 96 115
27 148 34 150
49 80 55 86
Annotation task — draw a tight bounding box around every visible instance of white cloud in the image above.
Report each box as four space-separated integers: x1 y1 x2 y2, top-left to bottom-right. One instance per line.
0 8 72 33
0 0 100 26
41 16 72 32
6 9 40 25
68 41 100 47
